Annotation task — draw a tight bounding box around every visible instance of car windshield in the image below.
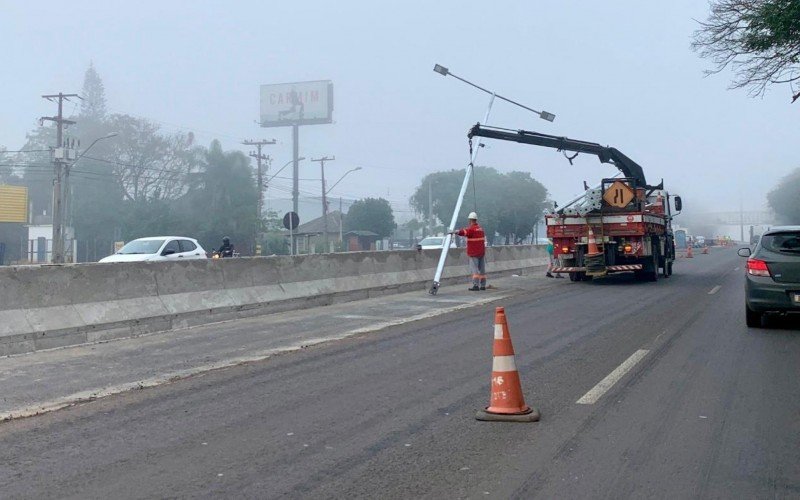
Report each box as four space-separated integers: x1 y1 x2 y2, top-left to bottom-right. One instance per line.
761 232 800 253
117 239 165 255
419 238 443 246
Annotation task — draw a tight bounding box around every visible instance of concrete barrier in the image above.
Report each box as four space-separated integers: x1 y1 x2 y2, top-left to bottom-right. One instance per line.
0 246 548 355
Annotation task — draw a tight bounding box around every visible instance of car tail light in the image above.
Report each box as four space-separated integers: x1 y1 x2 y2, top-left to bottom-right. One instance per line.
624 244 633 253
746 258 771 277
561 246 570 254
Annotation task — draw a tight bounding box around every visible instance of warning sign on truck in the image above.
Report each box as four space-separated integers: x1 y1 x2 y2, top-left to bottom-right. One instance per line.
603 181 634 208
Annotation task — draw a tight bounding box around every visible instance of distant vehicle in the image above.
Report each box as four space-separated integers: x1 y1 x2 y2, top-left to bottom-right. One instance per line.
695 236 706 248
416 236 456 250
99 237 207 263
738 226 800 327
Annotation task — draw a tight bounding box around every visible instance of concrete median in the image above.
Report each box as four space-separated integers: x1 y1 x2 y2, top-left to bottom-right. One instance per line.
0 246 548 355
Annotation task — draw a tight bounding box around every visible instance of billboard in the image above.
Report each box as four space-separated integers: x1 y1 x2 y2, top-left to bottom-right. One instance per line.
0 185 28 223
260 80 333 127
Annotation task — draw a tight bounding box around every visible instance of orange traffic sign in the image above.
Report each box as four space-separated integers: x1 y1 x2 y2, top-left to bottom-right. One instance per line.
603 181 634 208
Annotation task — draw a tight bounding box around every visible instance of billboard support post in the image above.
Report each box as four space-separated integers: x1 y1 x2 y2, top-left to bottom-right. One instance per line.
292 124 299 215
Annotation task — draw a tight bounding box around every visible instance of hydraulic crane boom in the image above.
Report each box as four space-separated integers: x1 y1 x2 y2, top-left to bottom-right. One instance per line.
467 124 655 189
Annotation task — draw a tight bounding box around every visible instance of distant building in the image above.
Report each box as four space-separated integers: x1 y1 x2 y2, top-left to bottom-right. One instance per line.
344 230 380 251
25 214 76 263
291 211 345 253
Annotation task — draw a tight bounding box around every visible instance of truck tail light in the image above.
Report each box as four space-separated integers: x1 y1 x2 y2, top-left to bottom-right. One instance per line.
746 258 771 277
561 246 570 254
624 244 633 253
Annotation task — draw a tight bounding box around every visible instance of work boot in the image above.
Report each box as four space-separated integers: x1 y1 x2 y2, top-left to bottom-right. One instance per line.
480 286 486 290
546 272 554 278
468 286 480 291
555 274 565 279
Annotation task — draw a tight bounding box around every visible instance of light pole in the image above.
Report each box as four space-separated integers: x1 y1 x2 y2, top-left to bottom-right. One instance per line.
429 64 555 295
61 132 118 262
324 166 362 251
265 157 305 255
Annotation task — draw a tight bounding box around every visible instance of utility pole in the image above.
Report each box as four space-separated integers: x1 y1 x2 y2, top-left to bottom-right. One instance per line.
242 139 276 217
41 92 79 264
243 138 276 253
311 156 335 252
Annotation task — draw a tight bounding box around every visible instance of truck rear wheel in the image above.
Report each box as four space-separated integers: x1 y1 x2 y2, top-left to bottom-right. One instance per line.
643 243 659 282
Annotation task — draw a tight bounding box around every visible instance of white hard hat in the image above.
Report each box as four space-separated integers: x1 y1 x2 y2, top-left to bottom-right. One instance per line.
468 212 478 220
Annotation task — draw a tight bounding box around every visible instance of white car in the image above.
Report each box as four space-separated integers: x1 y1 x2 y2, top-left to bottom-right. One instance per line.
99 237 207 263
417 236 457 250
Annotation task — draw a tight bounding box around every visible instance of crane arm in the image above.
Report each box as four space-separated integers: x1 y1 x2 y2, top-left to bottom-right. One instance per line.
467 124 653 188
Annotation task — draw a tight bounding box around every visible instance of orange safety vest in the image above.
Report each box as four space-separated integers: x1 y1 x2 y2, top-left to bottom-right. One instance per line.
457 223 486 257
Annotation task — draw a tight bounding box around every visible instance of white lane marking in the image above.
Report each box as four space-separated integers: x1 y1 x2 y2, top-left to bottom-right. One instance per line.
708 285 721 295
576 349 649 405
734 267 740 271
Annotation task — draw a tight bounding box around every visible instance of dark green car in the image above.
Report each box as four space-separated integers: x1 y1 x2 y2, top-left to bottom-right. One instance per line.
739 226 800 327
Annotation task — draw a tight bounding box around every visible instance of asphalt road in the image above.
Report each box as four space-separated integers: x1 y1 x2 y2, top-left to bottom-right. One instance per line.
1 247 797 499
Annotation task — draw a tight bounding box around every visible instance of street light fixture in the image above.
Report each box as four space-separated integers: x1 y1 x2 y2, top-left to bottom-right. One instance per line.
428 63 556 295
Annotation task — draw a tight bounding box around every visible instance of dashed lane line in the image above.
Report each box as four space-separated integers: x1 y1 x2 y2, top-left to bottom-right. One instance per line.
708 285 722 295
576 349 649 405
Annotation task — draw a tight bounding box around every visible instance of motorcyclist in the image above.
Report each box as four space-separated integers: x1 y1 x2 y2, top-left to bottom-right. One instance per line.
217 236 235 258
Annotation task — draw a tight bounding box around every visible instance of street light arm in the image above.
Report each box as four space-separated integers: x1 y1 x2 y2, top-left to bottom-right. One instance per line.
267 157 306 183
326 167 362 194
433 63 555 122
74 133 118 163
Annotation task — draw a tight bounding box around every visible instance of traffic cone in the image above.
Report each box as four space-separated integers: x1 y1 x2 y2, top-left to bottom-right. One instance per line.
586 226 601 256
702 245 709 255
476 307 540 422
686 245 694 258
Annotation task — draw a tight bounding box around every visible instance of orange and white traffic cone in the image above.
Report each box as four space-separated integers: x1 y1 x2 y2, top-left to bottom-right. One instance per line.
586 226 601 257
686 245 694 258
702 245 709 255
476 307 540 422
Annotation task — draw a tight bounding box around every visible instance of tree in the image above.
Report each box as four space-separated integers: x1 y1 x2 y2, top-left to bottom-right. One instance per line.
410 167 549 244
692 0 800 102
768 167 800 223
80 62 108 120
104 114 195 203
345 197 396 238
179 140 259 252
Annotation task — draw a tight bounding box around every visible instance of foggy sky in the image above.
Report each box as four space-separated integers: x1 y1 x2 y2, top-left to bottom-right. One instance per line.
1 0 797 221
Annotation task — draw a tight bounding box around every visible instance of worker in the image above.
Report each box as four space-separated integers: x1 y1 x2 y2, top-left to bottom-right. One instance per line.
450 212 486 291
545 239 564 278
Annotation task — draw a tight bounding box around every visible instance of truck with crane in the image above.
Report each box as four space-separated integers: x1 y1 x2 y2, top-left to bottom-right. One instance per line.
467 124 682 282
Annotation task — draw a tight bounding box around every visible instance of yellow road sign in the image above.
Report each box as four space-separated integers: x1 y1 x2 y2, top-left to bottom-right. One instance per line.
603 181 634 208
0 185 28 223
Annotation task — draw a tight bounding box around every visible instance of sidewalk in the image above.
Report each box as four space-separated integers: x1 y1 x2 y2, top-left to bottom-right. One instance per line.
0 271 557 420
